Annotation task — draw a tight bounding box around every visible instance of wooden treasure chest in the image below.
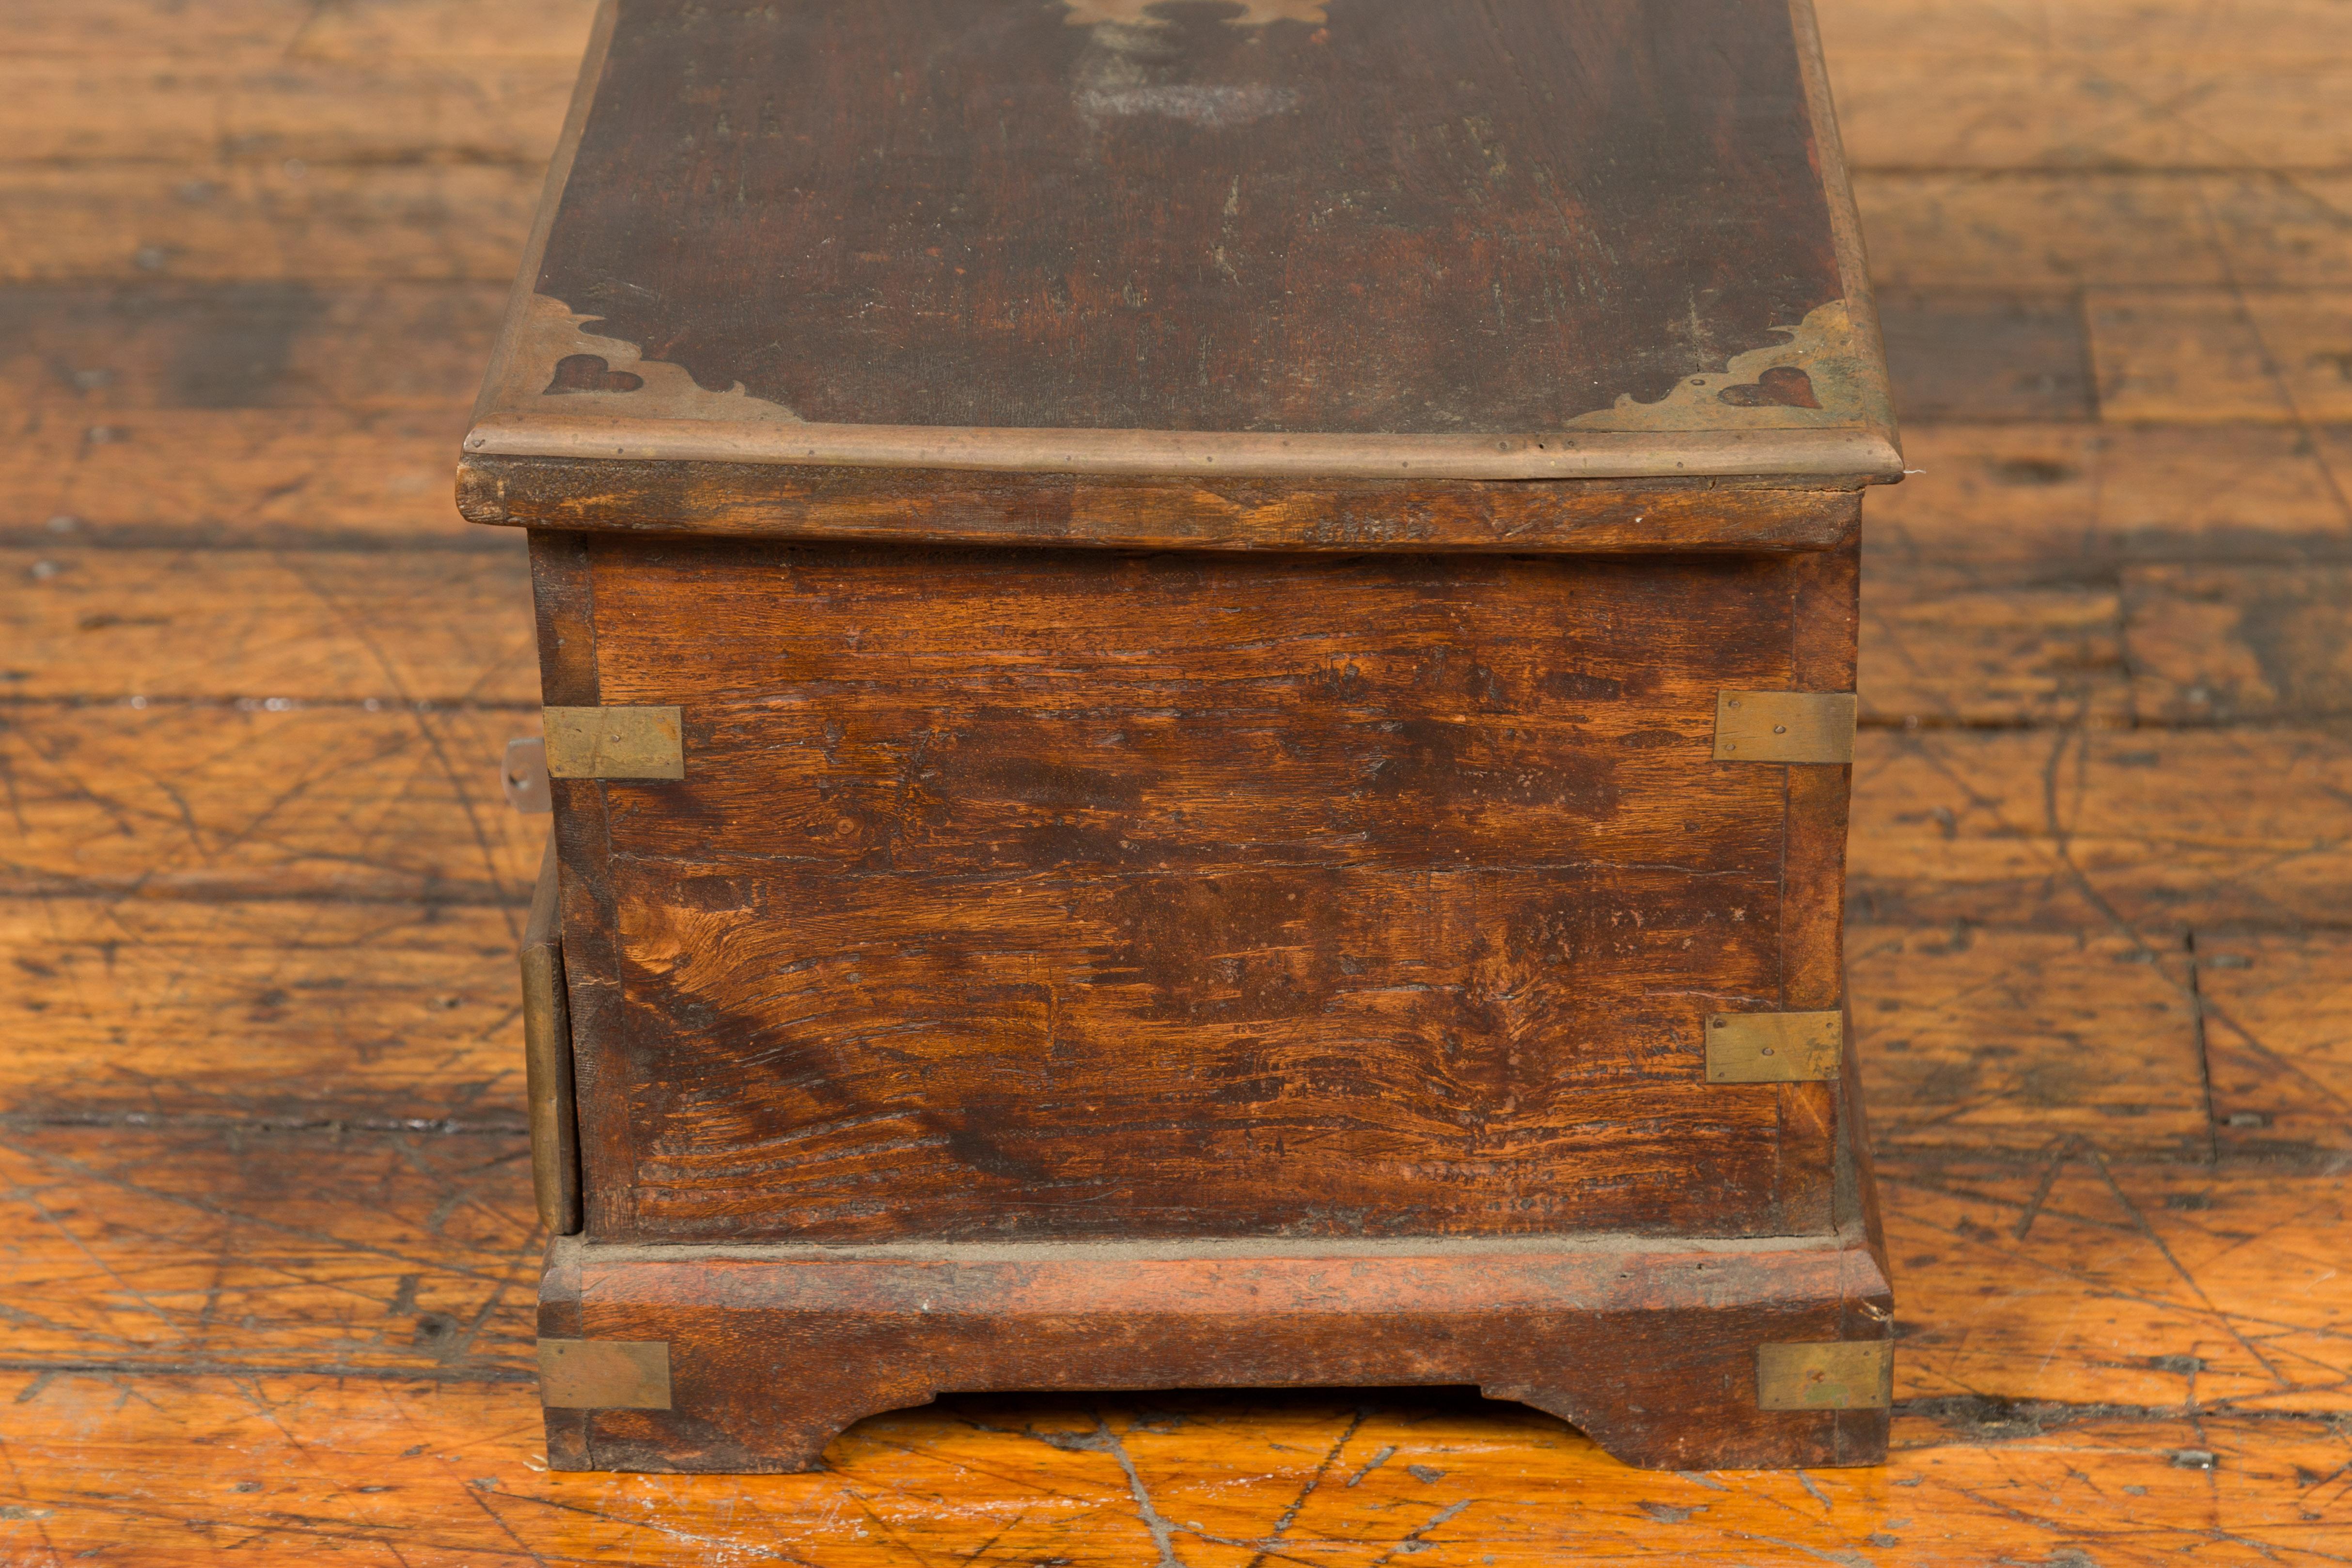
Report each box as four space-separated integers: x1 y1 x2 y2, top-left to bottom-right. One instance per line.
463 0 1903 1474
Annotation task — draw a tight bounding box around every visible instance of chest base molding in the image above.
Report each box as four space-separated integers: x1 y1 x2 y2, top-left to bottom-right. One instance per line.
535 1226 1893 1474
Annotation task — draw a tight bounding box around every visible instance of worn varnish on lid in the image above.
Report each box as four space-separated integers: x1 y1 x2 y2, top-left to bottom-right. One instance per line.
458 0 1899 550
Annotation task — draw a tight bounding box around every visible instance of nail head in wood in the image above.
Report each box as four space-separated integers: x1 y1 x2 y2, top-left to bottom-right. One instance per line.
1712 690 1856 764
538 1339 672 1410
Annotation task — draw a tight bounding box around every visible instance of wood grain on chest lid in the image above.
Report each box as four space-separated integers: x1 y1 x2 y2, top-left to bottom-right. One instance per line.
465 0 1900 486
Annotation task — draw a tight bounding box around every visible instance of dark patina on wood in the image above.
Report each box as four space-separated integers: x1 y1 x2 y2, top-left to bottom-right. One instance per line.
530 0 1850 437
479 0 1897 1474
460 0 1899 533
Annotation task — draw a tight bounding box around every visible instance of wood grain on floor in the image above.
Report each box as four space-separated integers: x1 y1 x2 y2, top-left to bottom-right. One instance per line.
2 0 2348 1561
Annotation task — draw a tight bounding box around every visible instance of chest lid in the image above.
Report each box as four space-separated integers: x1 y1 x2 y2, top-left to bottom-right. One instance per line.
463 0 1898 545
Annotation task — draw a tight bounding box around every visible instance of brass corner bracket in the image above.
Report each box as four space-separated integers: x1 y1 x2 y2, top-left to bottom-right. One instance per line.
1757 1341 1892 1410
1705 1011 1844 1083
542 705 685 780
538 1339 673 1410
1713 690 1855 764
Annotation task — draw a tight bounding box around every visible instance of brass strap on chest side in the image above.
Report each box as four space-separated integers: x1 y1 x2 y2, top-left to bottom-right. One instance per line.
1706 1011 1844 1083
1713 690 1855 764
522 841 581 1236
543 705 685 779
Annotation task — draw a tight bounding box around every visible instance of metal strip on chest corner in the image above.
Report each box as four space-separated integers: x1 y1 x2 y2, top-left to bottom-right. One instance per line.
1706 1010 1844 1083
542 705 685 780
538 1339 673 1410
1712 690 1855 763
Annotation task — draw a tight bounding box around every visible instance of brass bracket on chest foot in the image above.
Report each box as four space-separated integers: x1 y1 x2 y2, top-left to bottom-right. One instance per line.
539 1338 672 1409
1757 1340 1894 1410
532 1230 1893 1474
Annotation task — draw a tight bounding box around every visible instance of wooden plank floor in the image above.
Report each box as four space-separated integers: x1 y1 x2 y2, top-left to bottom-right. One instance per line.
3 1 2348 1562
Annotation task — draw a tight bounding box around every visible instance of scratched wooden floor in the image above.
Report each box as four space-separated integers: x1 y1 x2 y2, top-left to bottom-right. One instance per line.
3 0 2350 1562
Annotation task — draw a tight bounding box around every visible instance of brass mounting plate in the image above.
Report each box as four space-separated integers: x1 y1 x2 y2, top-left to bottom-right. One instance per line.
1757 1341 1893 1410
543 706 684 780
503 736 550 813
538 1339 672 1410
1713 690 1856 764
1706 1011 1844 1083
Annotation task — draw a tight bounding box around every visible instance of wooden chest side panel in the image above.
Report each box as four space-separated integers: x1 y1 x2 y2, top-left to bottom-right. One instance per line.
590 545 1795 872
608 862 1793 1240
566 541 1834 1240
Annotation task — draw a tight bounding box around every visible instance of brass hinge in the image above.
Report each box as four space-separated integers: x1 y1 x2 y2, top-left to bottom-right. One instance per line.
538 1339 673 1410
521 840 580 1235
1757 1341 1892 1410
543 705 685 780
1706 1011 1844 1083
1713 690 1856 764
